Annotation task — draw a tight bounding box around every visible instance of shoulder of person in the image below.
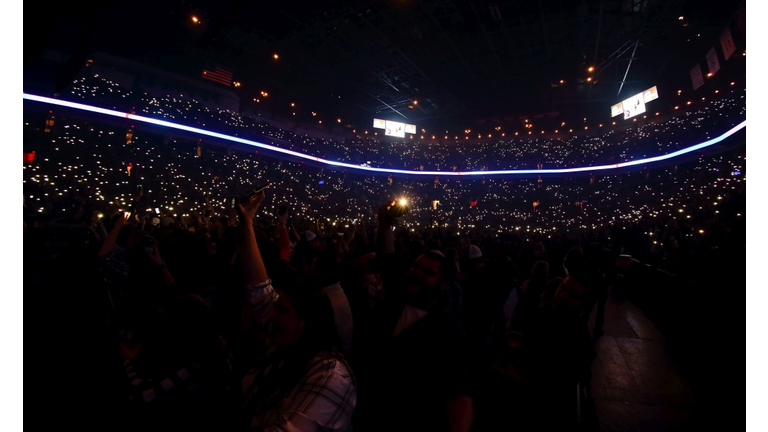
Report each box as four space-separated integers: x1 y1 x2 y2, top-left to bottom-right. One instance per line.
306 349 355 381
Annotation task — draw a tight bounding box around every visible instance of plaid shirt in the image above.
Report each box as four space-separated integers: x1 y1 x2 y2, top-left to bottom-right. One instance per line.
123 335 234 404
242 280 357 431
100 248 130 288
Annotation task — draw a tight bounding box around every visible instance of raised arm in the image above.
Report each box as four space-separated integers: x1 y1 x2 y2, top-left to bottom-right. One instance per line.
98 213 128 258
236 190 278 328
375 201 397 255
236 191 269 286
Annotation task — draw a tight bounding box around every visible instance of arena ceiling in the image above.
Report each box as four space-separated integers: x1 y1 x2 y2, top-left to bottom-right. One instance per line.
25 0 744 130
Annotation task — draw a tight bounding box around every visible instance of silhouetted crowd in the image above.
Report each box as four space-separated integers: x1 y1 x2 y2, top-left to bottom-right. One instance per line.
23 77 746 430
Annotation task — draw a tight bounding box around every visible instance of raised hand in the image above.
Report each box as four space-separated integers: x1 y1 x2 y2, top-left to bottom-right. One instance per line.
235 189 267 224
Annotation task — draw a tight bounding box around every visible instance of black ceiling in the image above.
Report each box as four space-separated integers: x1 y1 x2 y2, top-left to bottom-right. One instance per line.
25 0 744 130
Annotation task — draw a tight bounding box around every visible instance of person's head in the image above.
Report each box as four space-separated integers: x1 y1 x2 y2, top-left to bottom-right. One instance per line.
460 245 484 271
407 251 450 294
530 260 549 286
268 282 338 350
443 248 461 273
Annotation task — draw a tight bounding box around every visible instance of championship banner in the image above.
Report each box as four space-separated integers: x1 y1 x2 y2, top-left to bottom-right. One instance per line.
720 28 736 60
706 47 721 75
735 7 745 38
690 64 704 90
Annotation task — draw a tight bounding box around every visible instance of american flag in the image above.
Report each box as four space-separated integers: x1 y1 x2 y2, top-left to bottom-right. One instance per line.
201 67 233 86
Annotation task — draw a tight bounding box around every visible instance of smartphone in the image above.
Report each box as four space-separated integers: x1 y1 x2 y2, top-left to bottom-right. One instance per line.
230 196 237 209
126 201 138 220
137 185 143 193
154 208 160 214
278 205 288 216
243 183 270 200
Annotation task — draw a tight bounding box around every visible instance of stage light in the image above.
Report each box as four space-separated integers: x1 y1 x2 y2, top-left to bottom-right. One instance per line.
274 54 279 59
192 16 199 23
588 67 594 72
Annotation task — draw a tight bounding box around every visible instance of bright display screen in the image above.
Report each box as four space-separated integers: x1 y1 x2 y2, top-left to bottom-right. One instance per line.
385 120 405 138
643 86 659 102
622 92 646 119
373 118 386 129
405 124 416 134
611 103 623 117
611 86 658 119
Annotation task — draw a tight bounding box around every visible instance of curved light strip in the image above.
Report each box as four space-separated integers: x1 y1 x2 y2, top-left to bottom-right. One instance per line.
23 93 746 176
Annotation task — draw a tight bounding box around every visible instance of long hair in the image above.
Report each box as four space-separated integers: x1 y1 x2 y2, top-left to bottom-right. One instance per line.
245 281 346 415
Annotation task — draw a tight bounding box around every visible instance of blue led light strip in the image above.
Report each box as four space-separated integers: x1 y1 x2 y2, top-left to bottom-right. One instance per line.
23 93 746 176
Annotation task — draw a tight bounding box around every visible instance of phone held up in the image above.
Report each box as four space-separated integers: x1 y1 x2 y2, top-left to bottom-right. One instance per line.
242 183 270 201
387 198 409 220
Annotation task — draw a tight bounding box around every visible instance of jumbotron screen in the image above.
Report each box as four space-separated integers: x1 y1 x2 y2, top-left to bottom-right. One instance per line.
610 85 659 119
373 118 416 137
622 93 646 119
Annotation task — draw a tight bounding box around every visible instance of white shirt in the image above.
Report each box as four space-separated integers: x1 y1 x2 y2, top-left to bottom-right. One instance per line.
392 304 430 338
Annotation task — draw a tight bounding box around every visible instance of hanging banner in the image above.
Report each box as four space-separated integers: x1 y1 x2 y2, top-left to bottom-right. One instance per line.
706 47 721 75
735 7 746 38
720 28 736 60
690 65 704 90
